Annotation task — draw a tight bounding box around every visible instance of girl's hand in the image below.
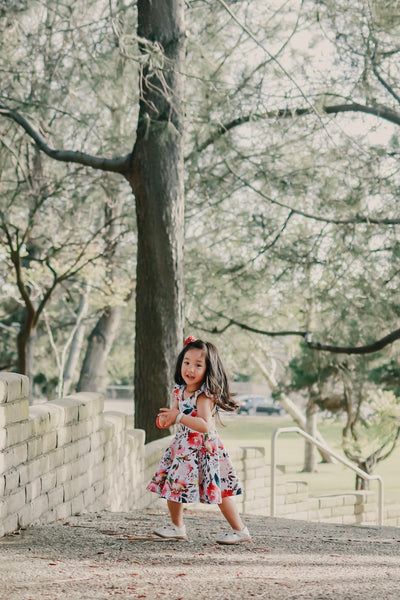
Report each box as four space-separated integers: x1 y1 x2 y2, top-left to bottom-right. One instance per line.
157 407 179 428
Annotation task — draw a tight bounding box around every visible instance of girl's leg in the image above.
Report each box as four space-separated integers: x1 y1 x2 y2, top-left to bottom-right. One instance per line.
167 499 184 527
218 496 245 531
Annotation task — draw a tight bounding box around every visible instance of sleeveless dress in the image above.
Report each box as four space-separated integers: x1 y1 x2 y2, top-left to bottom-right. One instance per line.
147 384 243 504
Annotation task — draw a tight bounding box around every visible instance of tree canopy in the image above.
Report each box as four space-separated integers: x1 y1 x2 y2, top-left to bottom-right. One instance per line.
1 0 400 448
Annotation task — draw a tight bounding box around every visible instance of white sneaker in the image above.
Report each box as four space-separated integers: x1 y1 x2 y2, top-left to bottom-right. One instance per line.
153 523 187 540
216 526 251 545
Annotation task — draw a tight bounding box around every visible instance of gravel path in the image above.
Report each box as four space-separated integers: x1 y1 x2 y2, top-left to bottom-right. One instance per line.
1 509 400 600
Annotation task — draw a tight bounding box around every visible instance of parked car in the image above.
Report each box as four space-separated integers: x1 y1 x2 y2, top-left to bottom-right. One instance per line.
237 395 284 416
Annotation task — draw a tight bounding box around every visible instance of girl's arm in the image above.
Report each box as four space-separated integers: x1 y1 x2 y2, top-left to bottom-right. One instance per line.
158 393 214 433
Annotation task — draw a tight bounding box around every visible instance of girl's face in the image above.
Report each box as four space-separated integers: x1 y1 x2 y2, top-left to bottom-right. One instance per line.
181 348 207 391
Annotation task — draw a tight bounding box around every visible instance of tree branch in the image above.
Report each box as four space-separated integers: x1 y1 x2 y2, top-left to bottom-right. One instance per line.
190 102 400 156
0 103 132 175
225 161 400 226
305 328 400 354
192 311 400 355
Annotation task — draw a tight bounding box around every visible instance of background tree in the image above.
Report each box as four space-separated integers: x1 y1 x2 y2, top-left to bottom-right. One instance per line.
1 0 185 441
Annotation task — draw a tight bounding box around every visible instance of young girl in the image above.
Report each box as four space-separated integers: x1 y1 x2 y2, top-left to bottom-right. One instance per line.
147 337 251 545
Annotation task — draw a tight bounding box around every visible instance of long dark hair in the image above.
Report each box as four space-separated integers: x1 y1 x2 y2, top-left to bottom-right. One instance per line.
174 339 238 412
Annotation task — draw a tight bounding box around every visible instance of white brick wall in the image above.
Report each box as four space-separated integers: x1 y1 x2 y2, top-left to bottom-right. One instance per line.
0 372 386 538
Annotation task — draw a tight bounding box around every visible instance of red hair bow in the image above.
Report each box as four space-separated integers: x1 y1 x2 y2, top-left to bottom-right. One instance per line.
184 336 197 345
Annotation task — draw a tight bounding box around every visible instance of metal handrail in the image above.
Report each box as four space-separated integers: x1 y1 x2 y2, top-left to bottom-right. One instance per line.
271 426 384 526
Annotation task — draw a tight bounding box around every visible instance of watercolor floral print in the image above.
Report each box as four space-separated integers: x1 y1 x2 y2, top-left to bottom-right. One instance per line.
147 384 242 504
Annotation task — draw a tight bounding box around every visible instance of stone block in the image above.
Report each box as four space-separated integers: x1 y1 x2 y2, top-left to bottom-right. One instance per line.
83 486 96 507
47 486 64 509
26 478 42 502
354 502 377 515
57 426 72 448
56 500 72 521
0 373 28 404
92 446 105 467
342 515 358 525
317 495 344 509
0 427 7 451
103 420 115 445
63 474 87 502
71 419 93 442
130 429 145 450
27 437 43 461
42 431 57 454
19 455 50 486
342 494 359 506
243 488 256 501
104 439 119 459
5 421 31 447
0 379 8 405
285 491 309 504
360 510 379 523
52 397 80 424
41 471 57 493
56 464 72 486
72 493 85 515
6 488 26 515
1 443 28 472
77 437 91 457
2 513 19 536
92 413 105 434
0 498 8 520
63 441 80 464
47 403 67 427
243 457 267 470
316 507 332 519
243 497 269 512
241 447 265 459
76 394 104 420
90 462 105 486
93 479 104 498
71 455 92 479
90 430 105 451
48 448 65 471
5 469 20 494
0 401 29 428
29 406 51 436
104 411 127 434
278 500 311 516
331 504 356 517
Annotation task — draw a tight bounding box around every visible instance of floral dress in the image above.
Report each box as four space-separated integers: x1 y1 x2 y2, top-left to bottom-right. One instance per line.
147 384 243 504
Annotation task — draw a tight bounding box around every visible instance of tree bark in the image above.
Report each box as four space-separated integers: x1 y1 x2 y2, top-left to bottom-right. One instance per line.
62 288 90 396
129 0 185 442
77 305 122 393
303 397 318 473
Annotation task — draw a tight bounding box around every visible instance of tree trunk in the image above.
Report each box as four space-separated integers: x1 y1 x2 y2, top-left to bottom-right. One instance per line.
17 306 35 376
254 356 335 463
63 289 90 396
77 305 122 393
130 0 185 442
26 329 35 403
303 397 318 472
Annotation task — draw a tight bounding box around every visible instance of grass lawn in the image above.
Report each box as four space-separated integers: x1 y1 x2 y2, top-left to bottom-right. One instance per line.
218 414 400 505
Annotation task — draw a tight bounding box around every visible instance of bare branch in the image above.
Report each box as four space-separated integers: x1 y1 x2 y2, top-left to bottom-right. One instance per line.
305 328 400 355
225 162 400 226
0 103 132 175
190 102 400 157
192 310 400 355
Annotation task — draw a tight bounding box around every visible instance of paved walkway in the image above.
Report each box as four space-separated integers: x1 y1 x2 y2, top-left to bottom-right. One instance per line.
1 509 400 600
